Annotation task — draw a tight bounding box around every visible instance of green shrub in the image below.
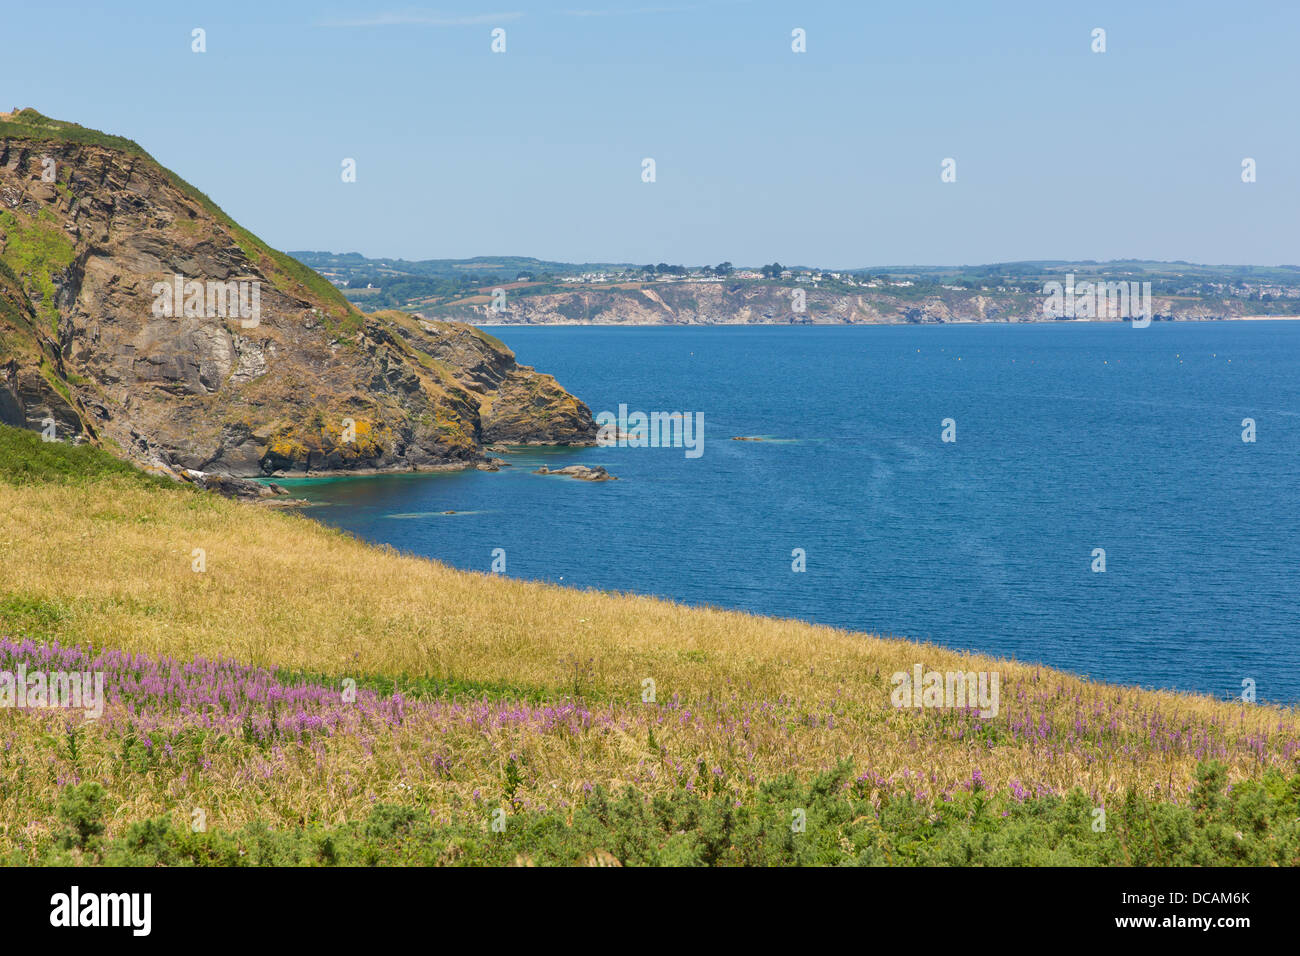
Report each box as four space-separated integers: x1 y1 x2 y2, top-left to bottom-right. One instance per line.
0 424 176 488
56 782 109 853
17 761 1300 867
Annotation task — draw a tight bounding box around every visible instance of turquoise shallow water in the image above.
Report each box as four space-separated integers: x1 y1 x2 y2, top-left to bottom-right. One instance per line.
279 322 1300 703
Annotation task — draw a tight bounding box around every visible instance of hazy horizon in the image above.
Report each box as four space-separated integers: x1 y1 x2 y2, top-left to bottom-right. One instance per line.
290 251 1300 271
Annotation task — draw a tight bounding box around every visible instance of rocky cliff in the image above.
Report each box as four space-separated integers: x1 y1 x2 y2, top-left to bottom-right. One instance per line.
428 281 1218 326
0 110 594 477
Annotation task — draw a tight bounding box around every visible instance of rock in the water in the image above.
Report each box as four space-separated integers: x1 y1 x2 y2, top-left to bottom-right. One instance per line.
532 464 617 482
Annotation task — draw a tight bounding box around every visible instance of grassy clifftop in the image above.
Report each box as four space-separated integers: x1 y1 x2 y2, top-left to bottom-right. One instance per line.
0 109 350 319
1 426 1298 865
0 109 150 157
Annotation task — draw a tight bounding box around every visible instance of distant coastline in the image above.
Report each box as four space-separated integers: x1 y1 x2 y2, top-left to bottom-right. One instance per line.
474 315 1300 328
292 252 1300 328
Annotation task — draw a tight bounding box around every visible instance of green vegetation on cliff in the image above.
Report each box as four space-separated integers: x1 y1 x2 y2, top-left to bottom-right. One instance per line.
0 209 76 333
0 425 173 488
0 109 354 330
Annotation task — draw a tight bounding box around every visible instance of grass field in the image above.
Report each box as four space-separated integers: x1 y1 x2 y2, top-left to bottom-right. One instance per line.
0 425 1297 865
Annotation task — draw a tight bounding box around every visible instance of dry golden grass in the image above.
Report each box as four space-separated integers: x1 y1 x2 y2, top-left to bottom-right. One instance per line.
0 475 1296 837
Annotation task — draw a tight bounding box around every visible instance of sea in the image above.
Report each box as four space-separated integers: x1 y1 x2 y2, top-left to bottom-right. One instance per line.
276 321 1300 704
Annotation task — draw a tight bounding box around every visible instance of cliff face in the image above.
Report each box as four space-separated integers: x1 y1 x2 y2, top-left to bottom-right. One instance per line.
0 110 594 477
431 282 1211 326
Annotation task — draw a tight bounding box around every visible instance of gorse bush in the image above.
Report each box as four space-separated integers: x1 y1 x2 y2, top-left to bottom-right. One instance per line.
14 761 1300 867
56 781 109 853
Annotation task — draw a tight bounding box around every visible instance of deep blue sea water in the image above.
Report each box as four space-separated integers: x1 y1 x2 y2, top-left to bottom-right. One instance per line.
281 322 1300 703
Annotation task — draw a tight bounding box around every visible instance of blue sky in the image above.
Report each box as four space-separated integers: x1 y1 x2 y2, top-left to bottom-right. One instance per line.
5 1 1298 267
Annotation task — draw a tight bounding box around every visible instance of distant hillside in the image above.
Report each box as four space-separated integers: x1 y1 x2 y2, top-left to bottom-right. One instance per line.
295 251 1300 325
292 251 636 282
0 110 595 477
